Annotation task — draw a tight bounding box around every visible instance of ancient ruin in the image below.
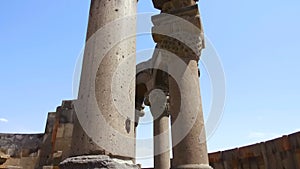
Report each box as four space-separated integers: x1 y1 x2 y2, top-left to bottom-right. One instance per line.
1 0 300 169
1 102 300 169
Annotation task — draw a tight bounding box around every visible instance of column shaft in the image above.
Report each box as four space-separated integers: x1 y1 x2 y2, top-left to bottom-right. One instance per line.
70 0 137 161
154 115 170 169
169 59 211 169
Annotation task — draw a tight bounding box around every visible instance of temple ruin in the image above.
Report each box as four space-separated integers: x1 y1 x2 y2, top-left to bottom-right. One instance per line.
0 101 300 168
1 0 300 169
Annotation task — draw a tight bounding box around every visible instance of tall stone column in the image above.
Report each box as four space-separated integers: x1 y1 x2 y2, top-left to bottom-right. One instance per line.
169 60 211 169
67 0 137 165
151 1 212 169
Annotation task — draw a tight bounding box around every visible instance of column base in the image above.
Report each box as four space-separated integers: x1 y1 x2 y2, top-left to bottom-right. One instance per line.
59 155 140 169
173 164 213 169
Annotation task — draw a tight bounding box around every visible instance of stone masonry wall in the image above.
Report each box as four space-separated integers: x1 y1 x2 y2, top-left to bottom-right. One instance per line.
0 134 43 169
36 100 75 169
0 100 75 169
209 132 300 169
141 132 300 169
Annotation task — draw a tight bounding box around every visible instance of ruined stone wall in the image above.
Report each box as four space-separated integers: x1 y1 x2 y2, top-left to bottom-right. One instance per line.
209 132 300 169
36 100 75 169
0 134 43 169
141 132 300 169
0 100 75 169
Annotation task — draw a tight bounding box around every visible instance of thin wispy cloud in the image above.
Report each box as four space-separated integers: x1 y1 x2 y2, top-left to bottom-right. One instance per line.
0 118 8 123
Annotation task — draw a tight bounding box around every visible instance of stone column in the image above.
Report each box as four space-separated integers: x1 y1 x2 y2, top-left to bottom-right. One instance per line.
169 61 211 169
68 0 137 164
151 1 212 169
154 114 170 169
149 89 171 169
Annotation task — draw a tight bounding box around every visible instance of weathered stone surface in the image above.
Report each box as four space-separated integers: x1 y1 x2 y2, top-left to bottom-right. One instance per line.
148 0 210 168
59 155 139 169
70 0 137 160
0 151 8 165
0 134 43 158
208 132 300 169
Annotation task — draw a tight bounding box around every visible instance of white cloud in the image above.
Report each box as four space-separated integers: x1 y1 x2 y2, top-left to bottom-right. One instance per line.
0 118 8 123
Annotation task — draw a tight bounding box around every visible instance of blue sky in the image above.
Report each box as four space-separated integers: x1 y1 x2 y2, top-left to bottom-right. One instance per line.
0 0 300 167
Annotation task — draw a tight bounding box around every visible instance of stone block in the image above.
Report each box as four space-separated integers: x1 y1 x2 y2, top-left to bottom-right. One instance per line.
63 124 73 138
56 126 64 138
3 158 20 166
59 155 140 169
20 150 30 158
53 138 71 152
294 151 300 168
208 151 221 163
45 113 56 134
222 148 238 161
20 157 38 169
289 131 300 149
265 139 284 169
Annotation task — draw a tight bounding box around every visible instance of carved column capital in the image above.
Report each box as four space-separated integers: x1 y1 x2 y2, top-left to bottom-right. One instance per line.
151 4 205 61
152 0 199 11
147 89 170 120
